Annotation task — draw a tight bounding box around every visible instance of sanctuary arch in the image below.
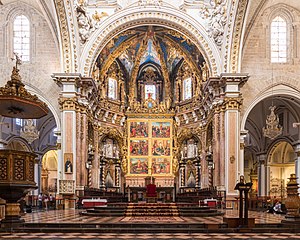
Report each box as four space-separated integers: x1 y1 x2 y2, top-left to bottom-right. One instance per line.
53 20 249 200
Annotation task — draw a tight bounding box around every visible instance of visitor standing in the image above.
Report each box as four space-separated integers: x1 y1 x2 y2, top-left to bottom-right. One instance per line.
38 193 43 210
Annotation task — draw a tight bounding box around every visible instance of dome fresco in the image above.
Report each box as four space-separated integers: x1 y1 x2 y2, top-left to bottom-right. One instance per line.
94 26 206 83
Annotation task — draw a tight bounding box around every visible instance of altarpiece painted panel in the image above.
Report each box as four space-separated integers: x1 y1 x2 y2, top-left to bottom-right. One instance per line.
127 119 173 177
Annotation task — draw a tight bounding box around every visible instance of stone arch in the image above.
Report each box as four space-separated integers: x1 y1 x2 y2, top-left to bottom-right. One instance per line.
6 136 32 151
266 3 297 23
80 6 221 77
241 83 300 132
25 85 61 133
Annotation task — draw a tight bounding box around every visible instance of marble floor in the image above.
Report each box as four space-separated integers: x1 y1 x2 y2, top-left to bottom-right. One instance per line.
1 232 300 239
21 208 286 224
1 209 299 239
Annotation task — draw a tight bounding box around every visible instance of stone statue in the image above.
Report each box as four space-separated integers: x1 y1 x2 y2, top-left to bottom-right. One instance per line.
183 113 189 124
201 62 209 82
120 116 126 126
76 2 93 43
200 0 227 46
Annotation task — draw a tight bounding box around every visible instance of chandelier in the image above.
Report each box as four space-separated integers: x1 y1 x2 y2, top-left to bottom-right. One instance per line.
20 119 39 144
263 105 282 140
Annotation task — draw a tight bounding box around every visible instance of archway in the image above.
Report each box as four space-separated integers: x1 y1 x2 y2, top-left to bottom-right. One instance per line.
80 5 221 76
268 141 294 199
242 88 300 198
41 150 58 195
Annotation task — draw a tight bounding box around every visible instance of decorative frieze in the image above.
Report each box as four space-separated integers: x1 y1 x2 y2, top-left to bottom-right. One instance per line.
59 179 75 194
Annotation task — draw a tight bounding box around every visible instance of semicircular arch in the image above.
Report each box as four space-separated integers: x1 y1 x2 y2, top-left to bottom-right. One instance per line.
241 83 300 132
80 6 221 77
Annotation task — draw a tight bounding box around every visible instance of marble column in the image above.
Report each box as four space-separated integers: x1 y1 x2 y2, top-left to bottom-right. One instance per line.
294 144 300 193
213 110 220 187
99 157 106 190
179 164 186 191
257 153 268 197
221 73 249 196
195 160 201 188
219 110 225 189
91 125 100 188
239 131 248 180
52 73 82 196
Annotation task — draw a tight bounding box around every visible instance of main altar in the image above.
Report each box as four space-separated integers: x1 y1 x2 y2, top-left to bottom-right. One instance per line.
126 116 174 188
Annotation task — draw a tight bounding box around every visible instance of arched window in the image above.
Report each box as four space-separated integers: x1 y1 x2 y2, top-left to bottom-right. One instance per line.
183 77 192 100
108 78 117 100
13 15 30 62
271 16 287 63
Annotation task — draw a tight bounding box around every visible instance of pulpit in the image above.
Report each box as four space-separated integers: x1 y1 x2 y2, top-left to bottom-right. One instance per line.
146 184 157 203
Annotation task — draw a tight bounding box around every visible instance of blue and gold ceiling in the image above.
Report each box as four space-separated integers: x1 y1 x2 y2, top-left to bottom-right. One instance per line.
94 26 205 81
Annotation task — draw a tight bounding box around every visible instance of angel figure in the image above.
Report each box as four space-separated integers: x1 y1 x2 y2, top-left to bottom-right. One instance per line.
92 11 108 23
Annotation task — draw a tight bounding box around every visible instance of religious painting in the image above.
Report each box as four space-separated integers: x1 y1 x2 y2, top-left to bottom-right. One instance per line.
145 85 156 100
186 162 196 187
127 118 173 177
130 158 148 174
152 140 171 156
151 122 171 138
152 158 171 174
130 122 148 137
129 140 148 156
64 153 73 174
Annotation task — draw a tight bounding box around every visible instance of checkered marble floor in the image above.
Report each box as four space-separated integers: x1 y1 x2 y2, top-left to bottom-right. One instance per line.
1 232 300 239
0 209 297 239
22 209 285 224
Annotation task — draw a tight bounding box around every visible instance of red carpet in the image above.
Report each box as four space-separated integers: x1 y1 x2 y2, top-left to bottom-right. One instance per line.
121 216 184 222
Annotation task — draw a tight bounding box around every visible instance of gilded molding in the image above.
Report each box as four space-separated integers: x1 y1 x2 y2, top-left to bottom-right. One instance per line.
223 97 243 110
229 0 249 73
82 10 219 77
54 0 78 72
129 42 148 101
155 39 171 100
222 0 237 72
99 35 138 83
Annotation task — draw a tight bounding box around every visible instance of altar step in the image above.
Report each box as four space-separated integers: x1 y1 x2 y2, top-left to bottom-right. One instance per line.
80 202 224 217
125 203 179 217
80 205 127 217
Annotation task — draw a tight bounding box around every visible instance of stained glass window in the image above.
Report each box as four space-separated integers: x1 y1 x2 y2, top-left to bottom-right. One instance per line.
183 77 192 100
271 16 287 63
13 15 30 62
108 78 117 99
145 85 156 100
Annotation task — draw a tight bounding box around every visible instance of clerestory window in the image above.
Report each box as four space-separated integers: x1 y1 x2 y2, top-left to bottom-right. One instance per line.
13 15 30 62
271 16 287 63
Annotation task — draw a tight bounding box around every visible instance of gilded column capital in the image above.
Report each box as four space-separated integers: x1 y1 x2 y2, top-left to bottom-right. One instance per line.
222 97 243 110
59 97 79 111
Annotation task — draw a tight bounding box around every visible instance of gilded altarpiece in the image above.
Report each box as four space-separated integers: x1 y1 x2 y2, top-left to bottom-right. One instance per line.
127 119 173 179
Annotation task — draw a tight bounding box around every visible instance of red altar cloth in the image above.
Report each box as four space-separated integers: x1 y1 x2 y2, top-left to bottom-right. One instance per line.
146 184 157 197
81 198 107 208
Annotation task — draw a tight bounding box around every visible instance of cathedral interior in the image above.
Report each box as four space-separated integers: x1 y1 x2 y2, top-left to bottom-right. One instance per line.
1 0 300 237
